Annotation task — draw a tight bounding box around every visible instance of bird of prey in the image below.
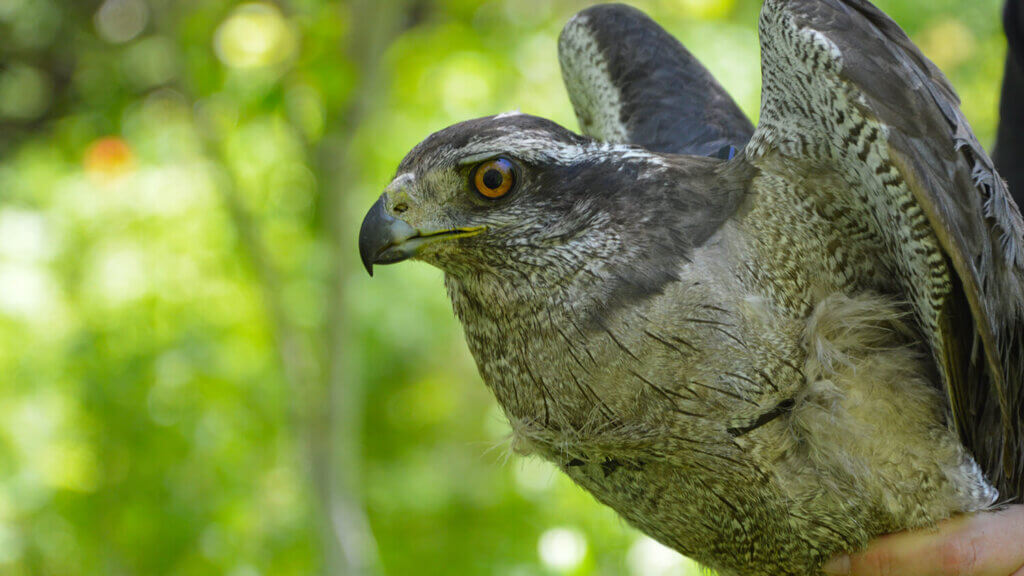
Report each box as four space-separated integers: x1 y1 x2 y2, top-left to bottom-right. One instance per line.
359 1 1024 574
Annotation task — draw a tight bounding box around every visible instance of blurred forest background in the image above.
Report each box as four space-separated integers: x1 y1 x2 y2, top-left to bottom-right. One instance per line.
0 0 1009 574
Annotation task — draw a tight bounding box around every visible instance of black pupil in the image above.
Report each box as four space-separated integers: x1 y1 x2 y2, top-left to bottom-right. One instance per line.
482 168 503 190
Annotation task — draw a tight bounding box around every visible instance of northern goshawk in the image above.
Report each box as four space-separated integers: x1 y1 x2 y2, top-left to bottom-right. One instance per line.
358 1 1024 574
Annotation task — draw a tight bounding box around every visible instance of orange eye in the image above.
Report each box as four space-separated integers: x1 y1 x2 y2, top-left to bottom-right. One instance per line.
473 158 515 199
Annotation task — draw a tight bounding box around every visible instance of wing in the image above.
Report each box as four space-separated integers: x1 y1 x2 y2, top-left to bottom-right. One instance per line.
558 4 754 156
745 0 1024 499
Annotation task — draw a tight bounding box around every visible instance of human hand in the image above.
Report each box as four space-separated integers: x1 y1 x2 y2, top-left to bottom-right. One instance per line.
823 506 1024 576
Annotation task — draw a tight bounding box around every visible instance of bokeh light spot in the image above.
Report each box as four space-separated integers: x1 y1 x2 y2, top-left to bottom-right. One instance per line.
214 3 296 70
435 52 496 119
917 18 976 70
0 263 59 319
42 442 101 492
538 527 587 572
84 137 136 180
628 536 703 576
86 244 148 305
123 36 179 88
0 210 55 264
0 64 52 121
2 0 60 48
94 0 149 44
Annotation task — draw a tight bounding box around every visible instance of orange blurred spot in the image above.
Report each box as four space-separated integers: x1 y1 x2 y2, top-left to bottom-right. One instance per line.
85 137 135 180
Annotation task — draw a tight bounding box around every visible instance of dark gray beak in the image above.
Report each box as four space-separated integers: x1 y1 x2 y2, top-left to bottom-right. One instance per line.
358 194 417 276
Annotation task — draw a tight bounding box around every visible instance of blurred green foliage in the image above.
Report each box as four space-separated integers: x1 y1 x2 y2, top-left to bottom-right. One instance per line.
0 0 1007 574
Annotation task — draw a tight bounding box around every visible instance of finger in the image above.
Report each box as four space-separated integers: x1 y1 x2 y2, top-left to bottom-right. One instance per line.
826 506 1024 576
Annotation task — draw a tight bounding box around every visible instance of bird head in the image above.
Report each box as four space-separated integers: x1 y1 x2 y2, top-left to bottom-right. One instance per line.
359 113 745 307
359 113 606 279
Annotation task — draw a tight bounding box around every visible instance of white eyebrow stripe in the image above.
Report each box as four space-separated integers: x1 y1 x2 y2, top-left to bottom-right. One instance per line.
458 151 504 166
387 172 417 199
393 172 415 186
458 133 586 166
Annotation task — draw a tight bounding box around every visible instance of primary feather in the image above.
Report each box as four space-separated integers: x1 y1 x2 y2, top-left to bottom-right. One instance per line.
558 3 754 155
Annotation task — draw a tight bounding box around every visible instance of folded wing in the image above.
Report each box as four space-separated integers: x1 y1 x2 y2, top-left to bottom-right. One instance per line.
746 0 1024 499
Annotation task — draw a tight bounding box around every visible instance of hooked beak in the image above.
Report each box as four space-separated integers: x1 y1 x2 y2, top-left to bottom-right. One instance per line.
358 194 485 276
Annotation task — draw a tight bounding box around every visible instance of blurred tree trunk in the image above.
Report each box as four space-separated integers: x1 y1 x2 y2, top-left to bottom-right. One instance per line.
312 1 414 575
212 1 416 574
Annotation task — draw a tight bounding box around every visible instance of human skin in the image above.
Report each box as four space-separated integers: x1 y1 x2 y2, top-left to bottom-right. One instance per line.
823 506 1024 575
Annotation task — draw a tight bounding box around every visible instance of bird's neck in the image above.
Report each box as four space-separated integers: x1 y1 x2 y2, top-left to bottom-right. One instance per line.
443 267 592 422
442 248 610 327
